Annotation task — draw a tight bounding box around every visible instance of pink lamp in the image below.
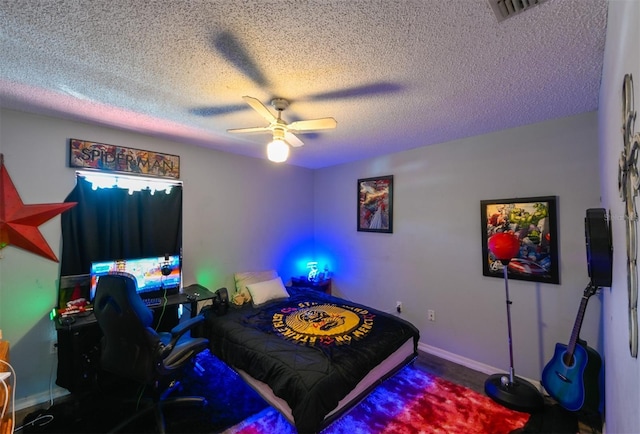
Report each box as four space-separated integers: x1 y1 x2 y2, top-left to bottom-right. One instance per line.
484 232 544 413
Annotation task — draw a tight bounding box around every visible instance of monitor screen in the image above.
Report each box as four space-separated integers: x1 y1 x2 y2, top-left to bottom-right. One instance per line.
89 254 181 301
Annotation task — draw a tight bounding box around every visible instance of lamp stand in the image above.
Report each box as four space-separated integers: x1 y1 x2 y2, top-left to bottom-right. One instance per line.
484 261 544 413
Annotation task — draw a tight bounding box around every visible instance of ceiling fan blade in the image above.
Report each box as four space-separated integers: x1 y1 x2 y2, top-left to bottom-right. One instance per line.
288 117 337 132
227 126 271 134
190 104 248 117
305 82 402 101
285 131 304 148
243 96 277 123
213 31 269 88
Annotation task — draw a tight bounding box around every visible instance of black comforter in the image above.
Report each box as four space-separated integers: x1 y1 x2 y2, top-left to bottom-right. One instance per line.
203 287 419 433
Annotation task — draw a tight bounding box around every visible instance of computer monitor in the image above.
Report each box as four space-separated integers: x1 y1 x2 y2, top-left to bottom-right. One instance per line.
89 254 181 301
58 273 91 309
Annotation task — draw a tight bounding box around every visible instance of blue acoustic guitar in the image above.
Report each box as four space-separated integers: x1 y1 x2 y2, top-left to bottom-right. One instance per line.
541 283 602 413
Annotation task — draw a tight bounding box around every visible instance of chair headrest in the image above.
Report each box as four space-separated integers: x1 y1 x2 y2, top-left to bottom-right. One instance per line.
95 272 154 327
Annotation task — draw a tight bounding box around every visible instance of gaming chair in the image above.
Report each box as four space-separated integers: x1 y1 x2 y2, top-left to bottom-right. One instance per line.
93 272 209 433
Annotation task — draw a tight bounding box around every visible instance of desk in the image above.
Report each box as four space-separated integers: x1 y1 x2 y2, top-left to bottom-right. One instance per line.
55 284 216 394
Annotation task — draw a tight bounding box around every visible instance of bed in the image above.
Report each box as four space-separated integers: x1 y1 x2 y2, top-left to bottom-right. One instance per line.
202 276 420 433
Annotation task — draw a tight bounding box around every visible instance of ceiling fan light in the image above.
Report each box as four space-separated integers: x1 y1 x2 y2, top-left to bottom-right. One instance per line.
267 139 289 163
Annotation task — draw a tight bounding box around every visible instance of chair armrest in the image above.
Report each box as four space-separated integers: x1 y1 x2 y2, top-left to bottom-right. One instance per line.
159 315 205 357
170 315 204 338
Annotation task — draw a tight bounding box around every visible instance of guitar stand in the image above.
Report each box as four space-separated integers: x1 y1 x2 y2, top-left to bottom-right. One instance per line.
485 261 544 413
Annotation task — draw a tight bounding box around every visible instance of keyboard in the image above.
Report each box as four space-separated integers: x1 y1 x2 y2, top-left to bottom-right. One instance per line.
142 297 163 307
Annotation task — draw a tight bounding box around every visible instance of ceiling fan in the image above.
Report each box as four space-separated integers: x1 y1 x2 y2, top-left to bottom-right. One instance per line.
190 32 401 119
227 96 337 162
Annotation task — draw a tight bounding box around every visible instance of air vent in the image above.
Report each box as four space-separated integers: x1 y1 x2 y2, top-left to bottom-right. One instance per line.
487 0 548 22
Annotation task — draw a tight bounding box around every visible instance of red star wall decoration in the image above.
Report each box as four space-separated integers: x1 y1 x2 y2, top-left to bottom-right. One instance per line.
0 154 76 262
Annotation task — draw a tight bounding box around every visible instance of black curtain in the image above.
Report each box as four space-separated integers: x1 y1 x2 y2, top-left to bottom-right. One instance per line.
60 176 182 276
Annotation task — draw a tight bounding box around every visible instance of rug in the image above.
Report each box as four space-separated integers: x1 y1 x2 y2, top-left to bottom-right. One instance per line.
22 350 529 433
22 349 269 434
223 361 530 434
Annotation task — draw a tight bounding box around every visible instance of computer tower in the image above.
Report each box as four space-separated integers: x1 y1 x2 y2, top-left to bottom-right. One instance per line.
55 321 102 394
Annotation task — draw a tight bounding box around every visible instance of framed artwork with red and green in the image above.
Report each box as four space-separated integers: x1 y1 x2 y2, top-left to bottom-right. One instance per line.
481 196 559 284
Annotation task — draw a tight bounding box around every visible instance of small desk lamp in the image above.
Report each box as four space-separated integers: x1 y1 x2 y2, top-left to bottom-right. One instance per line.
484 232 544 413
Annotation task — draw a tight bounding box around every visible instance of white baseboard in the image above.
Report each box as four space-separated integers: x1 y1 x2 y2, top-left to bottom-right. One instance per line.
418 341 543 391
15 387 69 412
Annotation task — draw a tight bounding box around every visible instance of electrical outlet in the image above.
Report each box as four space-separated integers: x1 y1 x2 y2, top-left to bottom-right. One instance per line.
427 309 435 321
396 301 402 313
50 341 58 354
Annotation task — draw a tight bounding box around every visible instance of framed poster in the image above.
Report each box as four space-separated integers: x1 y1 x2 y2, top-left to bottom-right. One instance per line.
481 196 559 284
358 175 393 233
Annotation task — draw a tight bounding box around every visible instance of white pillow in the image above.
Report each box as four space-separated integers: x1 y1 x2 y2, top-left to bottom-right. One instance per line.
234 270 278 305
246 276 290 307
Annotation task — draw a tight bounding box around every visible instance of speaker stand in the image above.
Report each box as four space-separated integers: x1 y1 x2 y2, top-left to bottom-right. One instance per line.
485 261 544 413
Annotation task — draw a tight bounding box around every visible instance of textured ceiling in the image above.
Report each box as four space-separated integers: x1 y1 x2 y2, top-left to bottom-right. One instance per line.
0 0 608 169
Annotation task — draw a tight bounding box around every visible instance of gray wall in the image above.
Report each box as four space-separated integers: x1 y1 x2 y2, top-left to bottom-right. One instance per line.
0 109 315 405
314 112 602 381
599 1 640 433
0 108 604 408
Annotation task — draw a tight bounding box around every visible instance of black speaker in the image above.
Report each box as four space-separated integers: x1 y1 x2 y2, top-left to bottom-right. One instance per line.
585 208 613 287
212 287 229 316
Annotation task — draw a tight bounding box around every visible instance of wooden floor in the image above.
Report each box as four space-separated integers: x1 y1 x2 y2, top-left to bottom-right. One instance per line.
415 351 602 434
414 350 488 393
14 350 602 433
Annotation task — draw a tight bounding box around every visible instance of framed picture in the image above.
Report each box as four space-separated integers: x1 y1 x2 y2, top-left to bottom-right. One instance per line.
358 175 393 233
481 196 559 284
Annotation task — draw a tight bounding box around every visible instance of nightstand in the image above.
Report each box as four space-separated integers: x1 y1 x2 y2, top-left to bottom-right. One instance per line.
290 277 332 295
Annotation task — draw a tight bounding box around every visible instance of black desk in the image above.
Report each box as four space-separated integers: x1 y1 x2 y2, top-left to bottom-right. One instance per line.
55 284 216 394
